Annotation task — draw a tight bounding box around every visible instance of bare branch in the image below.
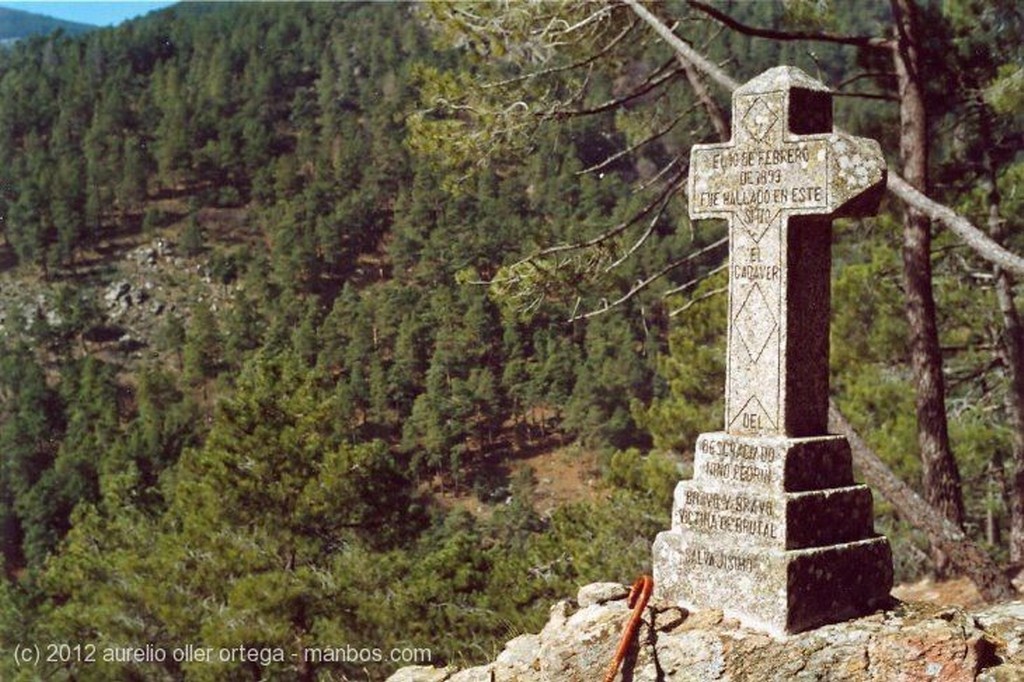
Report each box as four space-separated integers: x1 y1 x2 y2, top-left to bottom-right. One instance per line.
482 17 640 90
536 4 615 39
521 163 687 263
577 108 692 177
623 0 740 91
947 357 1001 391
662 261 728 298
686 0 893 49
570 295 583 320
834 71 896 90
677 52 729 139
570 238 723 322
546 59 683 120
829 400 1016 601
888 173 1024 277
625 0 1024 278
605 183 680 271
630 156 679 193
832 91 899 102
669 285 727 317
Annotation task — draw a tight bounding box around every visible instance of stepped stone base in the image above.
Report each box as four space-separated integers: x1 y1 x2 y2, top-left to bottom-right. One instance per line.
652 432 894 636
653 531 893 635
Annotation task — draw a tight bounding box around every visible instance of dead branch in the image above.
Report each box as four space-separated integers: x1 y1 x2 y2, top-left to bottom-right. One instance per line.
835 71 896 90
833 92 900 102
686 0 894 49
662 261 728 298
535 3 616 42
829 400 1016 601
887 174 1024 277
482 17 640 90
669 285 727 317
569 235 727 322
624 0 1024 279
635 157 680 194
545 58 683 119
577 108 692 176
945 354 1001 391
605 186 679 271
623 0 740 91
521 163 687 262
677 52 729 140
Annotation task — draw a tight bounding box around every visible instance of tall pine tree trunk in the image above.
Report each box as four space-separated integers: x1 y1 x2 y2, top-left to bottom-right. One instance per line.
996 255 1024 562
891 0 965 529
973 99 1024 562
829 401 1015 601
983 141 1024 563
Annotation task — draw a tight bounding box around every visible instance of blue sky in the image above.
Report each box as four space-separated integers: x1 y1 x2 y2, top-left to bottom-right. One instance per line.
0 2 175 27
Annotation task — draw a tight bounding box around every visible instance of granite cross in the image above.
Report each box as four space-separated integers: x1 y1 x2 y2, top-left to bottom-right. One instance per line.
688 66 886 438
654 66 893 636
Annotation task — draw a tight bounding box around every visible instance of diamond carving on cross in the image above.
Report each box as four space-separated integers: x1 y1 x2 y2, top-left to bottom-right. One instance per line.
688 66 886 437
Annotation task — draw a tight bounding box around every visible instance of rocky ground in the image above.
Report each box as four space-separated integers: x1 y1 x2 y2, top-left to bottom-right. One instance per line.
0 205 246 367
390 583 1024 681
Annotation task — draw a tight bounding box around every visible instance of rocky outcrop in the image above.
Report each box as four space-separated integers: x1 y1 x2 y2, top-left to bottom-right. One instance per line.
389 584 1024 681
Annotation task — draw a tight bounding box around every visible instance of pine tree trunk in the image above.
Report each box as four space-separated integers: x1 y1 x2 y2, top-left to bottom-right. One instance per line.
891 0 965 529
978 102 1024 563
677 54 729 141
997 265 1024 562
829 401 1015 602
990 195 1024 564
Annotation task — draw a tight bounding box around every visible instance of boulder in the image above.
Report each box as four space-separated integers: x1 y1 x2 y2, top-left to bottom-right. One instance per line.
577 582 630 608
105 281 131 308
386 666 458 682
387 584 1024 681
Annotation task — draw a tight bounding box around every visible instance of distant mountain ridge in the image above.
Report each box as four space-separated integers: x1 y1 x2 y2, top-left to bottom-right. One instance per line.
0 6 95 42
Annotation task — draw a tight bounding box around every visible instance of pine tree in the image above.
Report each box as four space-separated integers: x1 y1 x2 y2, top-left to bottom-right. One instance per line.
182 300 222 390
153 64 190 189
117 135 148 212
180 210 204 257
0 346 64 570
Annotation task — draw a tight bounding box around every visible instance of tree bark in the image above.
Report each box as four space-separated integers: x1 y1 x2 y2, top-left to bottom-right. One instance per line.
996 255 1024 562
981 134 1024 563
997 268 1024 562
886 174 1024 276
676 54 729 141
891 0 965 529
829 401 1016 602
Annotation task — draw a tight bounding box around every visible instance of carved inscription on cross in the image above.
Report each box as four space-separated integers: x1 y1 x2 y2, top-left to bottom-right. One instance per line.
688 67 886 437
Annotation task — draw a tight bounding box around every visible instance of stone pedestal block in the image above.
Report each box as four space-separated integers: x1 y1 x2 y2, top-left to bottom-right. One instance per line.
653 432 893 636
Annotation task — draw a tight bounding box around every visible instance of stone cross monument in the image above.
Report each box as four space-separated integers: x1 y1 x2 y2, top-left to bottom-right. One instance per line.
652 66 893 636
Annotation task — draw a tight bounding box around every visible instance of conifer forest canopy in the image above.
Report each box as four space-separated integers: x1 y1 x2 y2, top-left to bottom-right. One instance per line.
0 1 1020 679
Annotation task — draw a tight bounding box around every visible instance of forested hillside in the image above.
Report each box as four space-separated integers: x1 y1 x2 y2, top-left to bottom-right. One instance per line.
0 1 1020 680
0 6 94 43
